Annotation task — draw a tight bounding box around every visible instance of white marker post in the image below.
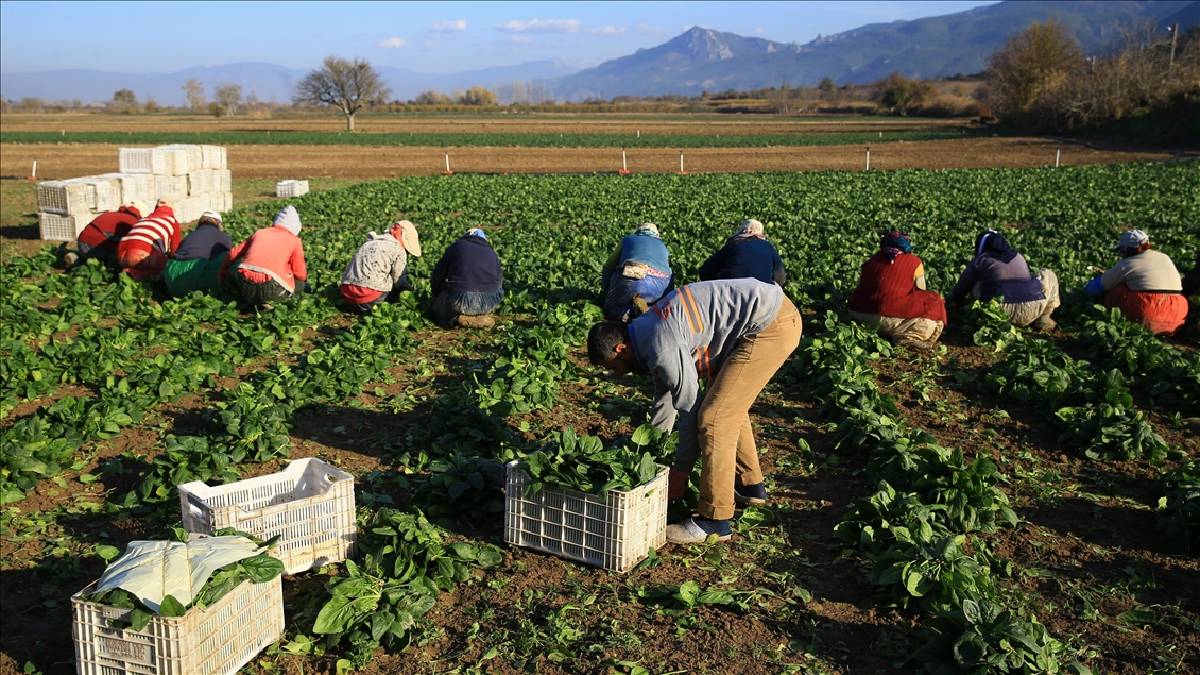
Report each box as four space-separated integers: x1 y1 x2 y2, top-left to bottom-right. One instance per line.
31 160 37 181
637 129 641 138
619 149 630 175
444 152 453 175
679 151 686 174
865 147 871 171
1055 149 1061 168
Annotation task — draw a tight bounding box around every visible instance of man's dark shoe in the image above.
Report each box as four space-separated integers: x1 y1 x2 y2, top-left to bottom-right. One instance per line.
735 483 769 507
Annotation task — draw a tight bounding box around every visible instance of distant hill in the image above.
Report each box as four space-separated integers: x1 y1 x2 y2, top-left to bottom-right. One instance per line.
549 0 1199 100
0 60 577 106
2 0 1194 105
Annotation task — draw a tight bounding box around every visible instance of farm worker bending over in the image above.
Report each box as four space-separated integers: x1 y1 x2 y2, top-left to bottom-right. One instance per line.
223 205 308 308
163 211 232 297
116 200 181 281
600 222 673 322
847 230 947 350
339 220 422 314
698 219 787 286
587 279 802 544
63 200 148 268
429 228 503 328
949 229 1060 330
1084 229 1186 335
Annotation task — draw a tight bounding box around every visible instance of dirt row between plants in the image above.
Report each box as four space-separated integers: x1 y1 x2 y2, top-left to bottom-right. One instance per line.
0 113 969 136
0 137 1177 182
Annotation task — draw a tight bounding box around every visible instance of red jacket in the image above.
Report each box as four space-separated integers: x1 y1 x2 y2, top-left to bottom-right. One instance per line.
79 206 140 254
116 205 181 259
225 225 307 293
848 251 947 323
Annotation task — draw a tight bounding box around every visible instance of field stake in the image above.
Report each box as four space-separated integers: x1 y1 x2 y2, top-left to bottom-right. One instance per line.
636 129 640 138
619 149 630 175
1055 149 1061 167
679 151 687 175
443 152 453 175
865 147 871 171
29 160 37 181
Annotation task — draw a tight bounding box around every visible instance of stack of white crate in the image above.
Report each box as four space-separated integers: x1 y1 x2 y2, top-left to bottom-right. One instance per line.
275 180 309 199
36 145 233 241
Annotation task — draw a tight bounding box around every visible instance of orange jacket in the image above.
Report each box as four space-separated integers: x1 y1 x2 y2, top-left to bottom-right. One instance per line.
225 225 307 293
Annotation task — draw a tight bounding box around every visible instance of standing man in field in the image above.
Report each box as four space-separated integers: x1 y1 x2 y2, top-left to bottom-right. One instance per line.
116 200 181 281
587 278 802 544
64 200 148 268
339 220 422 314
429 228 503 328
163 210 232 297
600 223 674 322
698 219 787 287
223 205 308 308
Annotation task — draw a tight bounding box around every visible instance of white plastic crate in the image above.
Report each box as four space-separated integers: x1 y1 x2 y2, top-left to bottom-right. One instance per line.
175 196 211 224
151 147 191 176
504 460 668 572
79 176 120 211
155 174 188 202
186 170 214 196
38 212 87 241
118 148 153 174
218 191 234 212
72 576 283 675
200 145 227 169
275 180 309 199
37 180 91 215
99 172 155 205
179 458 356 575
215 169 232 192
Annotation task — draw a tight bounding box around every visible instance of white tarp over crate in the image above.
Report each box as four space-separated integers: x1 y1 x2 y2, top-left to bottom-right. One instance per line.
94 535 262 612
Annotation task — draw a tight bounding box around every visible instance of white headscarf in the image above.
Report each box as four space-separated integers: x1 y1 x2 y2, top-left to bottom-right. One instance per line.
734 219 765 239
390 220 422 257
635 222 660 238
274 205 302 236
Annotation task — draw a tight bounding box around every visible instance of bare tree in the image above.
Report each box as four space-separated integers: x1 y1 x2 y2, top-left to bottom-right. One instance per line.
183 79 206 111
294 56 390 131
985 20 1083 126
110 89 138 113
214 83 242 116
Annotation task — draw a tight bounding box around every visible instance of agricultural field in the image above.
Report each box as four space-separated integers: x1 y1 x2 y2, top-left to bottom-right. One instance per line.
2 162 1199 675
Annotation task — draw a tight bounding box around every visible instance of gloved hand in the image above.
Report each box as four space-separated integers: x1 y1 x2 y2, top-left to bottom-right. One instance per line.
667 468 689 501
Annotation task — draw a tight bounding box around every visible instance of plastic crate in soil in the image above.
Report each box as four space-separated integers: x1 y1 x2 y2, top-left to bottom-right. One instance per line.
72 576 283 675
178 458 356 575
504 460 668 572
38 212 88 241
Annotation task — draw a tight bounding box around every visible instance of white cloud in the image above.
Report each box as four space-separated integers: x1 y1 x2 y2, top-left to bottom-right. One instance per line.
378 36 408 48
586 25 627 36
431 19 467 32
497 18 581 34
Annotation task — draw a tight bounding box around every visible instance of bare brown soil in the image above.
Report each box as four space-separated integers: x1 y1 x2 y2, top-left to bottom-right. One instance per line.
0 137 1177 182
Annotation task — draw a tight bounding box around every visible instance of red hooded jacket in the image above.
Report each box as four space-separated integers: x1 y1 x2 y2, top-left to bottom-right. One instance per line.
78 205 141 255
848 251 947 323
116 205 181 259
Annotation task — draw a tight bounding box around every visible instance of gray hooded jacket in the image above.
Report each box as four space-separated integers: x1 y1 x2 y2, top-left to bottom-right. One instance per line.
340 232 408 292
627 278 785 469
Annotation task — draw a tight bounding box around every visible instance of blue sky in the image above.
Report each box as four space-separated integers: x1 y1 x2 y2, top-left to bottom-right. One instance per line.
0 1 998 74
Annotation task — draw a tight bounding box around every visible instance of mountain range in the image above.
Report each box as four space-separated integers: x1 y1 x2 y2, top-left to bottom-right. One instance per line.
2 0 1195 105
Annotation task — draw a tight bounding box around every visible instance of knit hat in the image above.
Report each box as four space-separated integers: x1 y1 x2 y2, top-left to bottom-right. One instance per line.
635 223 660 238
198 210 223 226
274 205 302 236
127 200 150 219
1116 229 1149 252
734 219 765 239
391 220 422 257
466 228 487 240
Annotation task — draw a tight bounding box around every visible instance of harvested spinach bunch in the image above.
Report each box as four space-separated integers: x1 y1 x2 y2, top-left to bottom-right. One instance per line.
522 424 672 494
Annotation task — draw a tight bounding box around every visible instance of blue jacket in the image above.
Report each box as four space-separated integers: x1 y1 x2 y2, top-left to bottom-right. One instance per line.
698 237 786 286
601 233 671 291
431 235 503 295
173 223 232 261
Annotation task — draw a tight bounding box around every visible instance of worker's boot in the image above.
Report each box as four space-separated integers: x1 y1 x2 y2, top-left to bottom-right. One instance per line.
1032 316 1057 332
456 314 495 328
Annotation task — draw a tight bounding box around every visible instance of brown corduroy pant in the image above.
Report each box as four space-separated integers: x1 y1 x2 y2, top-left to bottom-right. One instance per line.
697 299 803 520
